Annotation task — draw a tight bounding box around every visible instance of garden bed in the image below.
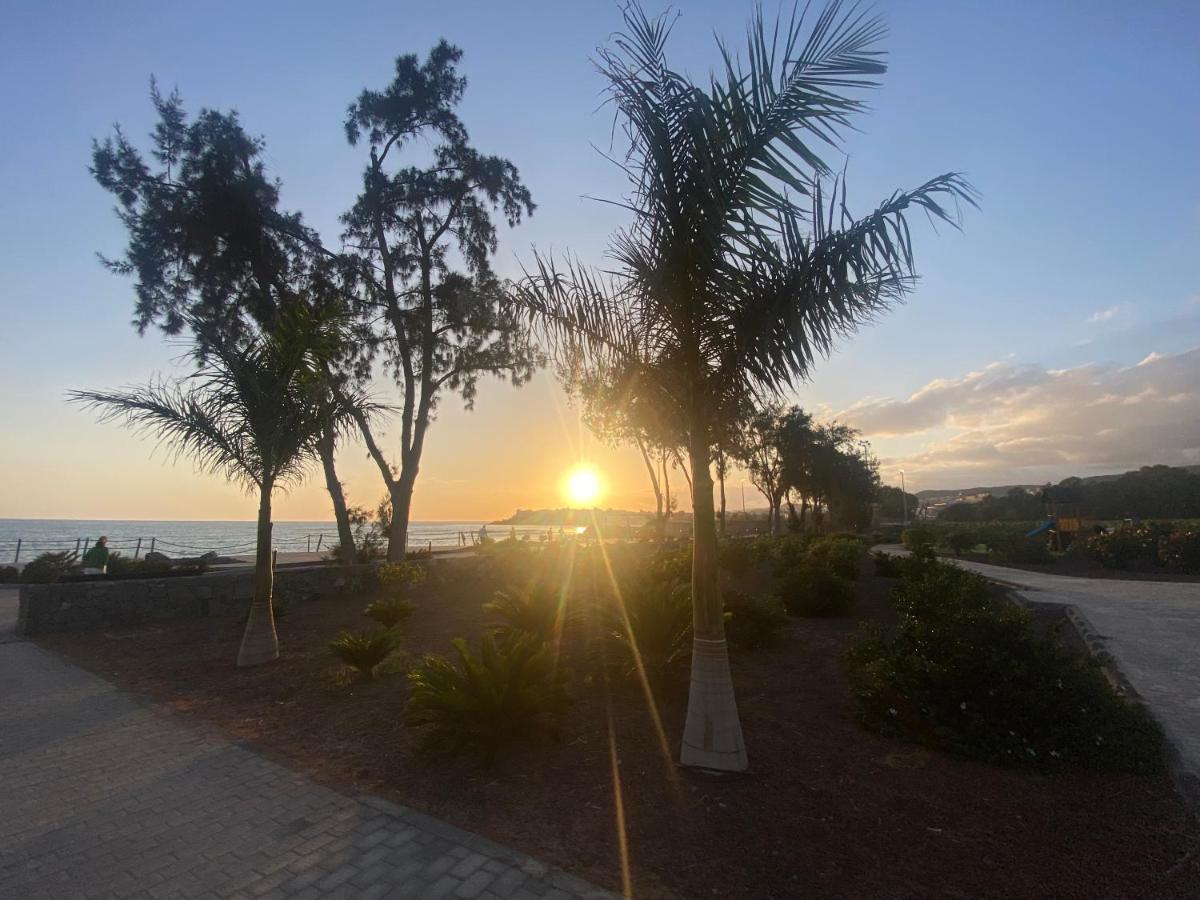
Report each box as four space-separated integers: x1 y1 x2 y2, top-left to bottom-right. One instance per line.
37 551 1200 899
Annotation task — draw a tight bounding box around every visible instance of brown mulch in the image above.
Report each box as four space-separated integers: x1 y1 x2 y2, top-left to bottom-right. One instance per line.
950 552 1200 583
38 550 1200 900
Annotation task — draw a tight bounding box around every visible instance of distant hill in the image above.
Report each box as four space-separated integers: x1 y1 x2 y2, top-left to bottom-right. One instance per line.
916 466 1200 501
493 508 661 526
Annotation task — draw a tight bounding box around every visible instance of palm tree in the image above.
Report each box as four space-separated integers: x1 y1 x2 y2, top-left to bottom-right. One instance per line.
69 308 372 667
516 2 975 771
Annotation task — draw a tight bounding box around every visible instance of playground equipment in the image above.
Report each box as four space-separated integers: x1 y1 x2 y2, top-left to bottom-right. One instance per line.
1026 484 1086 551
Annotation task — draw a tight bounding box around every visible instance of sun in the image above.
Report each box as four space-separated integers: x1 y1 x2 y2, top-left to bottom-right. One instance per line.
564 465 603 507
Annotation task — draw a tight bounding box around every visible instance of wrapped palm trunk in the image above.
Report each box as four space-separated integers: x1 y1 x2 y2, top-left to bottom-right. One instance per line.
237 487 279 667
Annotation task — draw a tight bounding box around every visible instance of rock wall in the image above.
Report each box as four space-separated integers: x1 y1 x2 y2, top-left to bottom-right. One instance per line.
17 564 380 636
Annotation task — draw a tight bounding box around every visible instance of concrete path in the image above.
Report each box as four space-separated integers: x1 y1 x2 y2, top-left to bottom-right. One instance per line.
0 590 617 899
875 546 1200 803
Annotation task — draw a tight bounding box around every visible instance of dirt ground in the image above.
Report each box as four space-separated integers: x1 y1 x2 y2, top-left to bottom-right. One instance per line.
39 547 1200 899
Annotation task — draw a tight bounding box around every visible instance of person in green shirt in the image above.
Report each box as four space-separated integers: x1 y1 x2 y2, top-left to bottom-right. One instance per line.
81 536 110 574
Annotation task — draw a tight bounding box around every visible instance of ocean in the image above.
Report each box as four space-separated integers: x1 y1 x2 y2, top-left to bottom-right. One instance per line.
0 518 557 563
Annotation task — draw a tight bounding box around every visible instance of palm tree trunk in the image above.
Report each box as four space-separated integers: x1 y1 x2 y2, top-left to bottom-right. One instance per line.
680 427 748 773
716 449 727 537
237 481 279 667
318 434 356 564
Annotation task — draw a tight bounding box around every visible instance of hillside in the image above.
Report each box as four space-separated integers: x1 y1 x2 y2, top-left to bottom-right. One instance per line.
916 466 1200 501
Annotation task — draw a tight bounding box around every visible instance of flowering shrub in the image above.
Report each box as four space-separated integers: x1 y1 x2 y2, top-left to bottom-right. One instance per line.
1086 522 1171 569
723 589 788 650
776 565 854 617
847 562 1164 773
1160 526 1200 573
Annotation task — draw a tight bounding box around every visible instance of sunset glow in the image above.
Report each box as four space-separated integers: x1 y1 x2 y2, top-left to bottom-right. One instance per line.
564 466 603 507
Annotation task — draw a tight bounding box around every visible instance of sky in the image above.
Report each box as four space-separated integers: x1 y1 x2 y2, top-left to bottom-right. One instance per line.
1 0 1198 521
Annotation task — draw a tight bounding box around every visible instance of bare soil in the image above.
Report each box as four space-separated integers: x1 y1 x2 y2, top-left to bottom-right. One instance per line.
38 548 1200 900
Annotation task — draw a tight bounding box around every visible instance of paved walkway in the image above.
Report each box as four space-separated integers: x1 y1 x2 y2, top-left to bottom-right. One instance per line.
0 588 616 900
875 547 1200 802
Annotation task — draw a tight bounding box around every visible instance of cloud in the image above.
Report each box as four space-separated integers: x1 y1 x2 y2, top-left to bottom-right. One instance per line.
833 348 1200 485
1087 305 1120 324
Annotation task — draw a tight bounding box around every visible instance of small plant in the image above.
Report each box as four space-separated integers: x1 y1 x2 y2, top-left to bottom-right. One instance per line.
377 562 426 598
406 632 570 761
1161 526 1200 573
777 565 854 617
718 540 754 577
807 536 863 580
872 551 902 578
330 629 401 682
20 551 77 584
987 534 1053 565
901 525 936 552
723 589 788 650
484 585 562 644
1086 522 1174 570
364 597 416 629
601 580 693 678
0 566 18 583
943 528 976 556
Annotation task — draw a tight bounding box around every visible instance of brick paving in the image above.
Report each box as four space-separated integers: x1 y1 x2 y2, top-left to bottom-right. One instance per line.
0 590 619 899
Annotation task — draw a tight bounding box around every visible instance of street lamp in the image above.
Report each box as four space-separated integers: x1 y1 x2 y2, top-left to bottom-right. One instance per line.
899 469 908 526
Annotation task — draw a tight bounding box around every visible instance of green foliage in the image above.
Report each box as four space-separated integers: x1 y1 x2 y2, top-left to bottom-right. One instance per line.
329 629 401 682
901 526 935 552
847 562 1164 773
377 562 426 599
807 536 863 580
1087 522 1173 570
777 565 855 617
718 539 754 577
987 533 1053 565
723 589 788 650
105 553 177 578
601 580 694 678
483 585 563 644
0 566 18 583
943 528 976 556
20 552 77 584
363 597 416 629
406 632 570 761
1161 526 1200 573
872 551 903 578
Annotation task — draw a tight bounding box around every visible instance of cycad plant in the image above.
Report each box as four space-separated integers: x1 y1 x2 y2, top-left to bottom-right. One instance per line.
70 307 373 666
517 2 974 770
483 585 564 644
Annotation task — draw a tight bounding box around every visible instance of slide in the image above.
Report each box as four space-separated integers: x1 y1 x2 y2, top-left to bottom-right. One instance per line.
1025 519 1055 538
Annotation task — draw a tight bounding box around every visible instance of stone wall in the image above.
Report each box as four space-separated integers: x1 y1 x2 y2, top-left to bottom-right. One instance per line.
17 564 380 636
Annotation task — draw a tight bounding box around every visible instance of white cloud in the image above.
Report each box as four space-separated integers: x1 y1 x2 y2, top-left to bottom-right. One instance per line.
834 348 1200 486
1087 305 1120 324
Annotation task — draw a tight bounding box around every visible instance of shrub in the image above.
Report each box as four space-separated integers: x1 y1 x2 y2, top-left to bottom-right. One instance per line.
0 566 18 583
1086 522 1178 570
808 536 863 580
723 589 788 650
20 551 77 584
987 533 1053 565
406 632 570 761
901 525 935 552
329 629 401 682
363 597 416 629
600 580 693 678
377 562 426 598
483 585 562 644
943 528 976 556
872 551 903 578
847 562 1164 773
1161 526 1200 573
718 539 754 577
777 565 855 617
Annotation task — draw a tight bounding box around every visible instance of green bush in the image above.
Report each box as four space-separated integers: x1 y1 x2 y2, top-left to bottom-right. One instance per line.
1086 522 1178 570
718 539 755 577
777 565 855 617
987 533 1053 565
483 585 562 644
363 597 416 629
601 580 693 678
901 526 935 552
723 589 788 650
847 562 1164 773
0 566 18 583
1161 526 1200 573
943 529 976 556
20 551 77 584
808 536 863 579
330 629 401 682
377 562 426 598
406 632 570 761
872 551 903 578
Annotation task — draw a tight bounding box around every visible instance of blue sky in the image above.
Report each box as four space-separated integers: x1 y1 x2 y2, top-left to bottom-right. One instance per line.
1 0 1197 519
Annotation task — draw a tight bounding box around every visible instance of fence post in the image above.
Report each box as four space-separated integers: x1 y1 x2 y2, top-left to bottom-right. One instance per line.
134 538 142 560
74 538 81 558
307 535 312 553
149 537 156 557
428 540 432 555
83 538 91 556
13 539 21 565
315 535 323 553
272 549 278 571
